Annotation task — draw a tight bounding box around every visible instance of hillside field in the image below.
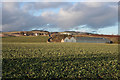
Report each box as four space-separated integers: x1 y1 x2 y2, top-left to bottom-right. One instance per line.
2 36 49 43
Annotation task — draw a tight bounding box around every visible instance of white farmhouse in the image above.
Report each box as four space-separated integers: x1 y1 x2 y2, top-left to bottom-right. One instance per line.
60 32 72 35
63 37 76 42
35 33 38 36
61 39 64 42
64 37 70 42
69 37 76 42
24 33 26 36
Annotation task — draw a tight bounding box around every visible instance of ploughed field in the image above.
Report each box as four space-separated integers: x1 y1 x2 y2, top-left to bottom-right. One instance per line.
2 36 119 79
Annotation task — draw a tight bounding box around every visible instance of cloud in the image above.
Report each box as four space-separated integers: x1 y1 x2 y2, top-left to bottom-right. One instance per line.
0 3 2 31
2 0 120 2
22 2 71 10
2 2 118 32
62 2 117 29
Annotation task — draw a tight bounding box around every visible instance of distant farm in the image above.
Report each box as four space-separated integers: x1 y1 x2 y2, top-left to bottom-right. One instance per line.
1 30 120 44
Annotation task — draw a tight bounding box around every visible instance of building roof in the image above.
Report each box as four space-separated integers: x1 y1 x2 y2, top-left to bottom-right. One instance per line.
76 37 110 43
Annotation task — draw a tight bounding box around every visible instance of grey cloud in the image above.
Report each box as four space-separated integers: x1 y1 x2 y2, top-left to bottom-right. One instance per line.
2 2 118 32
0 3 2 31
56 2 117 30
22 2 72 12
2 2 49 31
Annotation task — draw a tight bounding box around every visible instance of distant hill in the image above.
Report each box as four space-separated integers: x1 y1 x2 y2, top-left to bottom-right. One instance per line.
32 30 48 32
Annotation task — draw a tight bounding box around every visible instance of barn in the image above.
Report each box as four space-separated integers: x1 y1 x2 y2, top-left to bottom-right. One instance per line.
62 36 111 43
76 37 111 43
63 37 76 42
64 37 70 42
70 37 76 42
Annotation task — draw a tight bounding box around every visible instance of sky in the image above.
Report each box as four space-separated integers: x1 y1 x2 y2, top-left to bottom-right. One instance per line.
1 1 119 35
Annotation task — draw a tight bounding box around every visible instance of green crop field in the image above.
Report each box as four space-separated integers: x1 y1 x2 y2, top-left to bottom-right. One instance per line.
2 36 49 43
2 36 120 79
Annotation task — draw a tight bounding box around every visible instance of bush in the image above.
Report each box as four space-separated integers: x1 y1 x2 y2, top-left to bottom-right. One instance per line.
20 32 24 35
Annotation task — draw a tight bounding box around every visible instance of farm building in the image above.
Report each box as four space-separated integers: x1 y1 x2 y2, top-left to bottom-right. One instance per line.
33 32 48 36
48 34 112 43
63 37 76 42
61 39 64 42
22 31 48 36
35 33 38 36
51 34 70 42
61 36 111 43
24 33 27 36
76 37 111 43
64 37 70 42
60 32 72 35
70 37 76 42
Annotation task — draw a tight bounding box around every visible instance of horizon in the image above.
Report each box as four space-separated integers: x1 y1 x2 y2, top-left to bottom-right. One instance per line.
2 29 120 36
